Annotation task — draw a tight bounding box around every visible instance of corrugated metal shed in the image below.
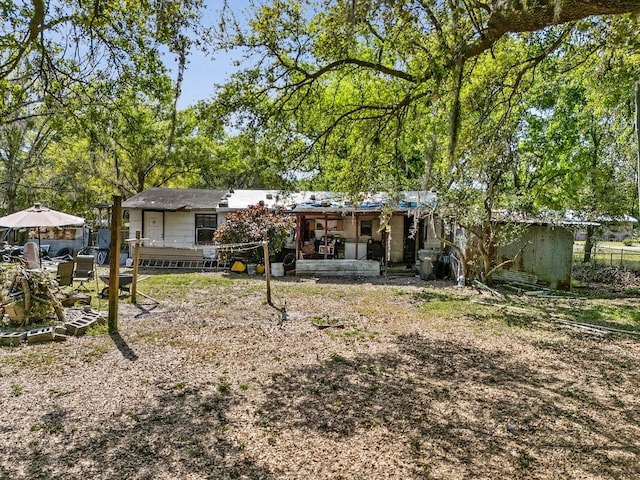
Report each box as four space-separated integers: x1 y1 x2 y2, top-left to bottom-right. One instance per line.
496 224 574 290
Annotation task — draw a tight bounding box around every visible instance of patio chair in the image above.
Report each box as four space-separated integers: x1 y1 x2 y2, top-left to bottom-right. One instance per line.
73 254 95 291
55 261 74 288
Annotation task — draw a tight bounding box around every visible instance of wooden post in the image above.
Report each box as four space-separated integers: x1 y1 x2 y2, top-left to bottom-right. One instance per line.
108 195 121 333
295 215 302 260
636 83 640 220
355 213 360 259
262 241 272 306
130 230 140 303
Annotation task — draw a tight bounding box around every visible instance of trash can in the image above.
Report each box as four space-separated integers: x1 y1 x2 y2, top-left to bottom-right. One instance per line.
417 249 438 280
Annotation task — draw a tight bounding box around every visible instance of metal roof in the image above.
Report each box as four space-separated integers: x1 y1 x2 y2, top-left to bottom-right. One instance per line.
221 189 282 210
492 210 600 227
282 190 438 213
122 188 229 211
122 188 440 213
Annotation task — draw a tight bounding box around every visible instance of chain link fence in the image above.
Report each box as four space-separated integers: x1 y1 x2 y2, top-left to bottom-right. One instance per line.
573 244 640 271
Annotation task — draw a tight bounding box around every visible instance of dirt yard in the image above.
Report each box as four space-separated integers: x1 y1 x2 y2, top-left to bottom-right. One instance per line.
1 272 639 479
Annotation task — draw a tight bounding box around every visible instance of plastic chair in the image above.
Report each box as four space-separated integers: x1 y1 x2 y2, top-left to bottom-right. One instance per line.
55 261 75 287
73 254 95 291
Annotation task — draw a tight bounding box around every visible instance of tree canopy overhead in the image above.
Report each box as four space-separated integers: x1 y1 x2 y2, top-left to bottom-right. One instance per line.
215 0 640 183
0 0 214 213
210 0 640 280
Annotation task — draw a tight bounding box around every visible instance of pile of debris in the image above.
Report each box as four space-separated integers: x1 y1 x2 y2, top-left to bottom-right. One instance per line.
572 263 640 289
0 265 89 326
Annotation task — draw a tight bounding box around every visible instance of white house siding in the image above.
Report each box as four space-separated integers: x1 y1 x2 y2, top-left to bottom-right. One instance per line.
127 210 143 242
162 211 197 247
126 210 218 250
424 218 442 249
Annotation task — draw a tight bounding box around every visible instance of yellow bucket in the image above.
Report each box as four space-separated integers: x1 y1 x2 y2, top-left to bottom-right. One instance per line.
231 260 246 273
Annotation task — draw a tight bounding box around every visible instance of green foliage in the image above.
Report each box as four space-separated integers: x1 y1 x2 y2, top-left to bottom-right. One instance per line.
10 383 23 397
213 202 294 264
0 0 209 211
212 2 640 282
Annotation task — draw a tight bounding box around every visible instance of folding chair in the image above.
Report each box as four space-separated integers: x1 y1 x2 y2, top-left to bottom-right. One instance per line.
73 254 95 291
55 261 74 288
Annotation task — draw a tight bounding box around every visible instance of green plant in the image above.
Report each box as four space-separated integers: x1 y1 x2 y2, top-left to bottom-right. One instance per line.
213 201 294 264
87 323 107 336
11 383 23 396
217 375 231 393
82 344 110 362
325 353 350 365
623 238 634 246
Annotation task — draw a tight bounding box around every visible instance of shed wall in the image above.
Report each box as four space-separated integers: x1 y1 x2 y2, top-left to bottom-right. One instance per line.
496 225 573 290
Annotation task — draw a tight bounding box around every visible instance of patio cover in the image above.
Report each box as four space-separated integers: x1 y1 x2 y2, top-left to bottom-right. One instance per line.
0 204 85 228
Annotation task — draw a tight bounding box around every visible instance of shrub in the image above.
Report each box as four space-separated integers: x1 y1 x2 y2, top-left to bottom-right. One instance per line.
213 201 294 264
623 238 634 246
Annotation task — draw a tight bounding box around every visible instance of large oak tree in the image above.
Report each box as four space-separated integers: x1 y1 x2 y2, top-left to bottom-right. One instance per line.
211 0 640 281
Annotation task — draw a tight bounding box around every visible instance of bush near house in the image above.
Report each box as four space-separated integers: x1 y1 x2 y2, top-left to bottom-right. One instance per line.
213 201 294 264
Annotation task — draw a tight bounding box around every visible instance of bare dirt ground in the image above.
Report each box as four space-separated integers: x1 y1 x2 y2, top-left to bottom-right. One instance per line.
1 271 640 479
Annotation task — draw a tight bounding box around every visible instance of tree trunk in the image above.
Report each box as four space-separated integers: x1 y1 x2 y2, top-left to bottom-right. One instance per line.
583 224 595 263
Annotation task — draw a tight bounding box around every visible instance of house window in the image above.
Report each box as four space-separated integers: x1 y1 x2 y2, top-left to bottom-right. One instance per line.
360 219 373 236
195 214 217 245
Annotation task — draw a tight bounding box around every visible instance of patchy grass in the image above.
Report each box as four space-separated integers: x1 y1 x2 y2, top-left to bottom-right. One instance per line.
82 343 110 363
2 348 57 369
2 271 640 479
10 383 23 396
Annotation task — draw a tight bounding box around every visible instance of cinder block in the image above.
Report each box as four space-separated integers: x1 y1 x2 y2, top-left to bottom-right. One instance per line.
81 310 106 324
26 327 56 344
64 322 86 336
0 331 27 346
64 317 97 336
54 325 68 336
64 321 86 336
